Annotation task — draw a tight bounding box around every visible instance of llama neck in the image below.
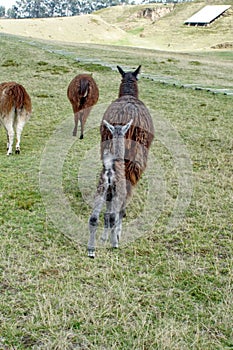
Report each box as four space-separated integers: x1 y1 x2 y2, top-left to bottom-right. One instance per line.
118 79 138 98
113 136 125 161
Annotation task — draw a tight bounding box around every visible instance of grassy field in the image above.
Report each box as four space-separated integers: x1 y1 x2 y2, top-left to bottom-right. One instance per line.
0 28 233 350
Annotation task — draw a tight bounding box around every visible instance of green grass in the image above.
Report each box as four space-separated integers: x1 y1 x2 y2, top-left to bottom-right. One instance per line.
0 33 233 349
126 27 144 35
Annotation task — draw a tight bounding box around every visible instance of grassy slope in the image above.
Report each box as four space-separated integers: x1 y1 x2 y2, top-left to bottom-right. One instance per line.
0 32 232 349
0 14 127 45
96 0 233 50
0 0 232 50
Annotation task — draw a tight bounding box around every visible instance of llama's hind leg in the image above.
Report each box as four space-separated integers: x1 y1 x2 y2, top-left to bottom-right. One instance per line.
79 110 85 139
72 111 80 137
101 200 112 244
110 212 119 248
2 111 15 155
15 115 27 154
80 107 91 139
101 212 110 244
88 215 99 258
88 193 105 258
6 127 14 155
111 209 125 248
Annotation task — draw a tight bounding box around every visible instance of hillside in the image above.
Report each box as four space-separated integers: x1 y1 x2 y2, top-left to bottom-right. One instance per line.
0 1 232 51
95 1 233 50
0 14 127 45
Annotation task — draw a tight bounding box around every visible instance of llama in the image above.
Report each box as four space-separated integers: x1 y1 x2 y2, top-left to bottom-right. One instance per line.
67 74 99 139
100 65 154 200
88 119 133 258
0 82 32 155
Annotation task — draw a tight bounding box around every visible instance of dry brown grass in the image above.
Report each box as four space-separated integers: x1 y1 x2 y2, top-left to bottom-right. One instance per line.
0 14 126 44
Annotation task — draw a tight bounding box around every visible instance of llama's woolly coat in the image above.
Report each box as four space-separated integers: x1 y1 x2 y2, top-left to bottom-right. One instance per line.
100 95 154 196
0 82 32 116
67 74 99 137
0 81 32 155
67 74 99 113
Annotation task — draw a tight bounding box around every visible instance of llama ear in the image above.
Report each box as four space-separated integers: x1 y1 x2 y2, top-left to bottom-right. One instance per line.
103 120 114 134
117 65 125 77
122 119 133 135
133 65 141 79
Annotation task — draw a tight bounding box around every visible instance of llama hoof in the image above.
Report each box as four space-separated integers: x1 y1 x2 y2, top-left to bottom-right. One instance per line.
80 134 84 140
88 249 95 258
112 244 119 249
72 131 77 136
15 149 20 154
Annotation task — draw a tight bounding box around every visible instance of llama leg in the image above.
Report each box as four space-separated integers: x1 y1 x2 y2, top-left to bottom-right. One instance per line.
110 212 119 248
4 123 14 156
72 112 79 136
101 213 110 244
110 208 125 248
112 209 125 247
6 126 14 156
88 214 98 258
80 107 91 140
6 134 9 151
1 109 15 155
15 115 26 154
101 198 112 244
79 110 85 139
111 178 127 248
88 193 105 258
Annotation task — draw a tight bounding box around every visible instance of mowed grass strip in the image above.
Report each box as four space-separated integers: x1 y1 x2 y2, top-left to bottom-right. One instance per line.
0 34 232 349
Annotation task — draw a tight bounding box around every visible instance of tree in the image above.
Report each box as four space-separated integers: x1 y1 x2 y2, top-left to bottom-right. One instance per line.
7 0 135 18
0 6 5 17
67 0 82 16
7 6 18 18
13 0 30 18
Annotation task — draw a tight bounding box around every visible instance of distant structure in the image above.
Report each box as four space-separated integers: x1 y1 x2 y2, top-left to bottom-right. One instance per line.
184 5 231 26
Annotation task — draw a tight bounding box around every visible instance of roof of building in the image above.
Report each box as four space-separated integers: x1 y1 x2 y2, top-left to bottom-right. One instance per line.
184 5 231 25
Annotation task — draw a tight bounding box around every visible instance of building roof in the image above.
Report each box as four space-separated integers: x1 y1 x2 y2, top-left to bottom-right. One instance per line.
184 5 231 25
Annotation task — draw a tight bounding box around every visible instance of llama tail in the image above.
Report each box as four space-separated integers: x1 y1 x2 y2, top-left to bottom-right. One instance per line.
4 82 32 113
79 79 89 98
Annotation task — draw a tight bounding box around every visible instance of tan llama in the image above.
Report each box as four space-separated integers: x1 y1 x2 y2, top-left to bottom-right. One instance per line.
0 82 32 155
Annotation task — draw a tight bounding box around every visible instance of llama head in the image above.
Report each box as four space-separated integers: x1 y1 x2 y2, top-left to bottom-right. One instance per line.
117 66 141 98
117 65 141 81
103 119 133 137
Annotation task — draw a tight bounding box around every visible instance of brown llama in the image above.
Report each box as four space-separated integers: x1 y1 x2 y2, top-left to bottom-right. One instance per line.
100 65 155 200
67 74 99 139
0 82 32 155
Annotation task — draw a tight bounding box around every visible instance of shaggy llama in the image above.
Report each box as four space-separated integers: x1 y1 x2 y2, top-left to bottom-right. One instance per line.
100 65 154 200
67 74 99 139
0 82 32 155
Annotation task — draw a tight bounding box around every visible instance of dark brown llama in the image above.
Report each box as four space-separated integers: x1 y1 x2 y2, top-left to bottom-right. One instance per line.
0 82 32 155
67 74 99 139
100 65 155 200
